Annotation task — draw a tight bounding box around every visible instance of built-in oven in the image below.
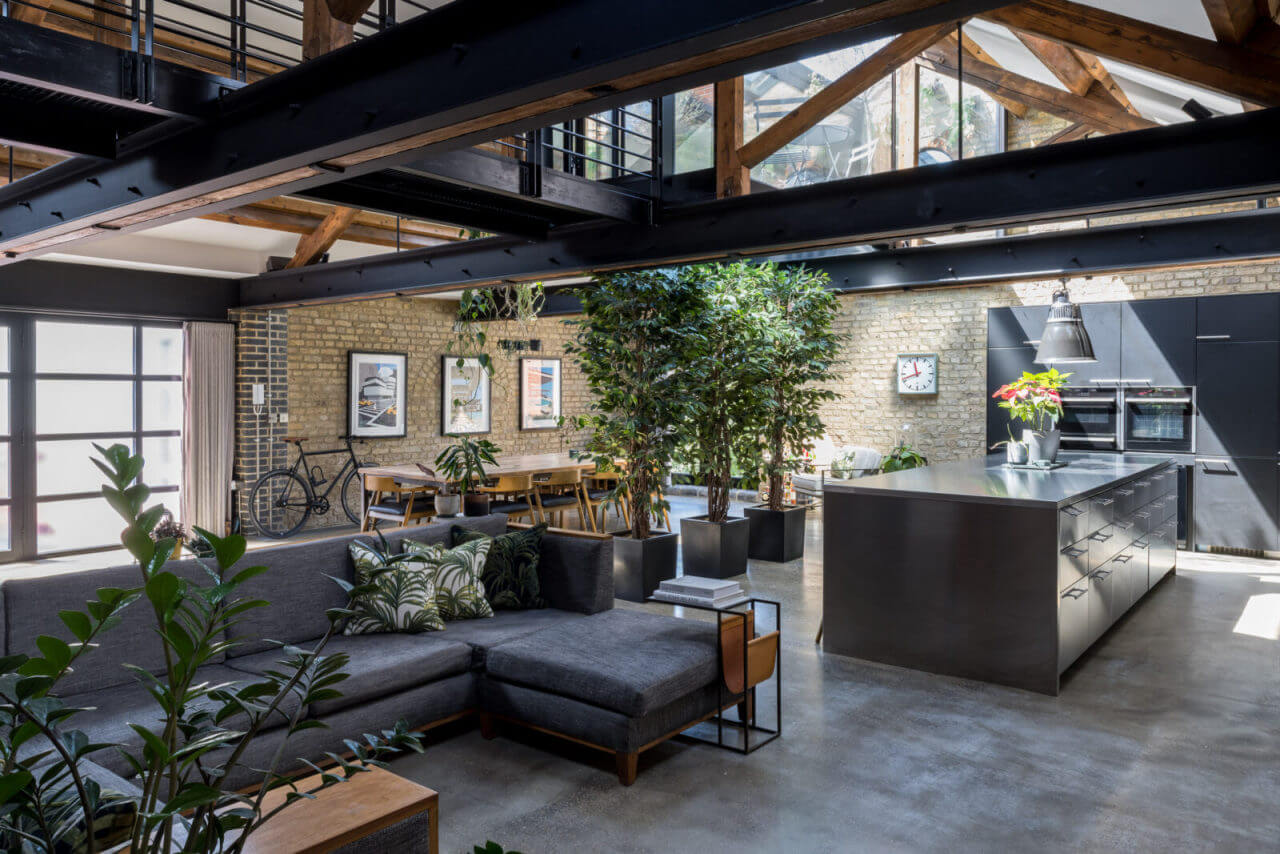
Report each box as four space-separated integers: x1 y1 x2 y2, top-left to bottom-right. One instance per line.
1057 386 1121 450
1123 387 1196 454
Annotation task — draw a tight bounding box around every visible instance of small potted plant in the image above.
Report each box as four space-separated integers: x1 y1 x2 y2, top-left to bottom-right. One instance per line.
434 435 501 516
992 368 1072 463
151 511 186 559
417 462 460 517
990 425 1030 465
880 442 929 473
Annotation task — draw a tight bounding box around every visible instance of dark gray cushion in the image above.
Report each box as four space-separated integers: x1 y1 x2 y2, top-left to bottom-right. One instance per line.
31 665 306 777
535 532 614 614
484 610 720 717
480 676 728 752
225 634 472 716
3 558 224 694
438 609 586 667
228 516 508 657
489 501 532 514
537 494 578 508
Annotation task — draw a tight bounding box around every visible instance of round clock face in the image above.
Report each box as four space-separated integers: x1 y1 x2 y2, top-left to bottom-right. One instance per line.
898 355 937 394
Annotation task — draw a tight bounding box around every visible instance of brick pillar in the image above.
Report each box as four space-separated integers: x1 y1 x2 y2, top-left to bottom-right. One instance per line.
231 308 289 534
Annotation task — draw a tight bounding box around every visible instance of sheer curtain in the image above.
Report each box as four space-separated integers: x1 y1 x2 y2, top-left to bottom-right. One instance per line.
181 322 235 534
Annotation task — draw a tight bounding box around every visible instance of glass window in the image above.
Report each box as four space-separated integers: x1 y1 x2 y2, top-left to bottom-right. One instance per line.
36 380 134 434
672 85 714 174
0 508 8 551
744 39 895 190
0 378 7 435
143 327 183 375
141 436 181 487
38 497 125 553
36 321 133 374
0 442 8 501
917 68 1002 163
0 325 8 372
143 382 183 431
38 438 134 496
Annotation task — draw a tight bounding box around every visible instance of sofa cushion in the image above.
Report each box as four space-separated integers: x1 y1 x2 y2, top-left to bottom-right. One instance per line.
225 634 472 716
452 523 547 610
483 609 720 717
535 531 614 614
228 516 508 657
2 558 224 694
402 538 494 621
438 609 585 667
344 541 445 635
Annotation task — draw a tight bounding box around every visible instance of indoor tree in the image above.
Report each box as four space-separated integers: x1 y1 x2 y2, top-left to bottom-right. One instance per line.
756 263 841 511
564 269 701 540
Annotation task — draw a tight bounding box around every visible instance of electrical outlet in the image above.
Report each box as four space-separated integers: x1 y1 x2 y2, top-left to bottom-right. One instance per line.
277 412 289 424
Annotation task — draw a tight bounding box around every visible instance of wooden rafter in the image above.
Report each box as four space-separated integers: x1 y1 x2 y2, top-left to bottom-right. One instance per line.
1202 0 1259 44
1038 122 1091 146
983 0 1280 107
737 20 958 170
1014 31 1093 95
919 41 1156 135
715 78 749 197
285 205 359 267
10 0 53 26
1069 49 1139 116
954 33 1029 118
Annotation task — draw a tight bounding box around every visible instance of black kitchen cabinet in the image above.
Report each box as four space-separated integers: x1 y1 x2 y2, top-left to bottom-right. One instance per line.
1064 303 1123 385
1121 298 1197 386
1195 340 1280 458
986 346 1038 447
988 306 1049 349
1192 458 1279 553
1196 293 1280 343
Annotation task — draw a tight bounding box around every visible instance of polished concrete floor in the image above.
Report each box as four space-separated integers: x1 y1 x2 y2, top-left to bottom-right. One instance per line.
385 495 1280 854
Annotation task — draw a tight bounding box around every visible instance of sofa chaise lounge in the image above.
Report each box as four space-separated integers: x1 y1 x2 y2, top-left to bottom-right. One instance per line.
5 515 736 787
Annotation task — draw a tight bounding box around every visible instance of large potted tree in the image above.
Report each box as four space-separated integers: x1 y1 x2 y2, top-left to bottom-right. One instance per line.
746 263 841 562
680 262 774 578
566 268 700 601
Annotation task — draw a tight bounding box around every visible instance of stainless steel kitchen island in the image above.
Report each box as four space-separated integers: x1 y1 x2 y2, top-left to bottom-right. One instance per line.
822 452 1179 695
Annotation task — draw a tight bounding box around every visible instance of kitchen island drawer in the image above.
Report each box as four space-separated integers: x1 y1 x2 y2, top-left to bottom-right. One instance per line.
1059 542 1091 591
1113 484 1138 516
1089 490 1117 526
1059 500 1089 547
1088 525 1120 566
1058 584 1091 673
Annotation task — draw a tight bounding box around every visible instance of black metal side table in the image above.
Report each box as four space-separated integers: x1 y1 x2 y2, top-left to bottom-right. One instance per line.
645 596 782 754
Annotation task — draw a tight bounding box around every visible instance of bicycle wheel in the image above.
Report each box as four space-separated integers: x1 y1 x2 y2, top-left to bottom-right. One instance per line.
340 468 365 526
249 470 313 539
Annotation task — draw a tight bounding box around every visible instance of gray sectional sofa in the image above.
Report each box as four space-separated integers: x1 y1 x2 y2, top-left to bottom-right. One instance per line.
4 515 730 788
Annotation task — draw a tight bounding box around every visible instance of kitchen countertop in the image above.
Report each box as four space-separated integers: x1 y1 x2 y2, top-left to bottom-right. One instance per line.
822 451 1176 508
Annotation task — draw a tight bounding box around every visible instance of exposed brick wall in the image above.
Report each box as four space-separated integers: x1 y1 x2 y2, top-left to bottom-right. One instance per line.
231 308 289 528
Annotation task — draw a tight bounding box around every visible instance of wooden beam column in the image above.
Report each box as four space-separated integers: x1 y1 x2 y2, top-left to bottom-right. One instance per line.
1202 0 1259 44
714 77 749 198
303 0 359 60
285 205 359 267
894 63 919 170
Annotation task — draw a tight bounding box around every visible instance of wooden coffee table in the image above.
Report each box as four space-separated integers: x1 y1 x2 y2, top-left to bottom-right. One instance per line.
243 766 438 854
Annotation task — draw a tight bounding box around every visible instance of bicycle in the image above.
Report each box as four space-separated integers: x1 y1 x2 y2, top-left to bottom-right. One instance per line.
249 435 371 539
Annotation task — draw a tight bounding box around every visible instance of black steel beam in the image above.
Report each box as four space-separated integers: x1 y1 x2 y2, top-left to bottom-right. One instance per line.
0 0 1006 257
0 259 237 320
0 17 240 120
239 109 1280 306
0 90 123 159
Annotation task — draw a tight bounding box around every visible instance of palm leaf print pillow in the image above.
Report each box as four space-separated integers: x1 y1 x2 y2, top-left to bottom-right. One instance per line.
345 539 445 635
404 537 495 620
451 523 547 610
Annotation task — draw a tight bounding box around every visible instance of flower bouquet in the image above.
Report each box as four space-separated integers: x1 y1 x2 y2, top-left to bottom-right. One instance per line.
992 368 1072 463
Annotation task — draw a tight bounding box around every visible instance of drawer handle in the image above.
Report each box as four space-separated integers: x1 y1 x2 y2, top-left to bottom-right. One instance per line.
1113 554 1132 564
1115 519 1134 530
1093 497 1115 506
1089 531 1112 542
1062 588 1087 601
1135 511 1151 519
1094 569 1112 580
1063 547 1086 558
1116 488 1135 496
1062 506 1084 517
1195 334 1230 341
1021 339 1041 346
1134 539 1149 549
1135 481 1150 487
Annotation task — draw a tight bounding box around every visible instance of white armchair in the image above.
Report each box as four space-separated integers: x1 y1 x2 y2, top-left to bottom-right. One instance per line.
791 442 882 504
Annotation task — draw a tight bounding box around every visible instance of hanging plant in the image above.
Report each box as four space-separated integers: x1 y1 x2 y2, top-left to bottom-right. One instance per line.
446 283 547 380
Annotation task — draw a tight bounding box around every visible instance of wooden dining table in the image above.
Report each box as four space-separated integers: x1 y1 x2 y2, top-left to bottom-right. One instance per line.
359 452 598 487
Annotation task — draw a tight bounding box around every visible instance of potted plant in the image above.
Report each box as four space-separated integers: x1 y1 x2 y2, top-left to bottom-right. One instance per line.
435 435 501 516
152 510 186 559
565 268 701 601
745 263 840 562
679 262 775 578
880 442 929 472
0 446 421 852
992 368 1072 463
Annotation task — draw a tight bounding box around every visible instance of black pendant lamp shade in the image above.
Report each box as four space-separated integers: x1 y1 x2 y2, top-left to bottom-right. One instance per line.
1035 287 1097 365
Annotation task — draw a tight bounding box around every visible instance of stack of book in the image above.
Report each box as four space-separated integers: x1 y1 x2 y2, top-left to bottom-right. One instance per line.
651 576 747 609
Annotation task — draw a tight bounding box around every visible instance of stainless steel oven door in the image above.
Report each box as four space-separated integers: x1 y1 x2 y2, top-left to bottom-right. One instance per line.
1058 388 1120 450
1124 388 1195 453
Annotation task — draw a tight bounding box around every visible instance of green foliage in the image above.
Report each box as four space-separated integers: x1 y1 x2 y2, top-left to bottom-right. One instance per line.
992 368 1073 432
754 263 841 511
446 283 547 382
564 269 704 540
475 842 523 854
880 443 929 473
0 446 423 853
434 435 501 495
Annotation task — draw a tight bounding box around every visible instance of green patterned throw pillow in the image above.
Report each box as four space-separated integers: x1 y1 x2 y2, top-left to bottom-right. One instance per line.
345 539 445 635
452 524 547 610
404 537 495 620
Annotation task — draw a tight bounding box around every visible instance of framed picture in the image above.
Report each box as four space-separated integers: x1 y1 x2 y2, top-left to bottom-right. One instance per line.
348 351 408 438
519 358 562 430
441 356 491 435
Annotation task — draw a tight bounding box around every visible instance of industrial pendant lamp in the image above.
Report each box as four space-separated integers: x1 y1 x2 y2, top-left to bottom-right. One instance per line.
1035 280 1097 365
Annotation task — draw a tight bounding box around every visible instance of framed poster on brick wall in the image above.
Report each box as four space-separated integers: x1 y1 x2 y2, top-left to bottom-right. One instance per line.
519 358 561 430
348 350 407 438
441 355 491 435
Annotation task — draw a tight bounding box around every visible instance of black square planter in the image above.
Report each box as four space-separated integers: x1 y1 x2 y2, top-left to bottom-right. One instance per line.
745 503 808 562
680 515 750 579
613 530 679 602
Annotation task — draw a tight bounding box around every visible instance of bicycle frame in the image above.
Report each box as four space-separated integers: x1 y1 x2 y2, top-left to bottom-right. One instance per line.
286 437 362 504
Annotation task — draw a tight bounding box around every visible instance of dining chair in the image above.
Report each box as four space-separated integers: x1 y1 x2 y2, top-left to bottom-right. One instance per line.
532 469 590 530
480 474 541 524
583 472 622 532
361 475 435 531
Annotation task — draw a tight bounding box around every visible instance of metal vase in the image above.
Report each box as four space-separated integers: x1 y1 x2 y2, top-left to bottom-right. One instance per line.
1023 428 1061 463
1006 441 1029 465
